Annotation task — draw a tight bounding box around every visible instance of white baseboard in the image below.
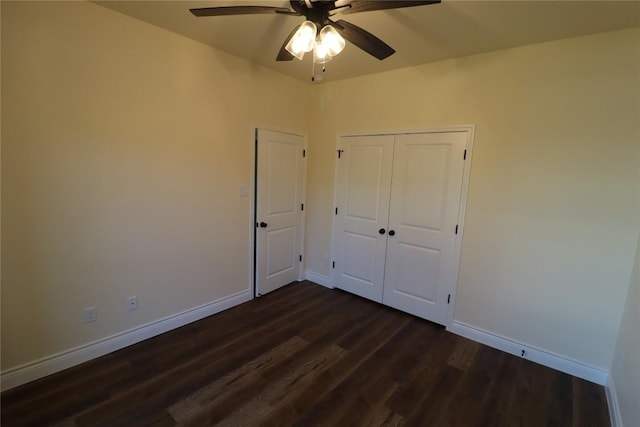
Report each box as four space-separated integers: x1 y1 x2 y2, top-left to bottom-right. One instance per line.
606 375 622 427
447 320 608 385
304 270 332 288
0 289 252 392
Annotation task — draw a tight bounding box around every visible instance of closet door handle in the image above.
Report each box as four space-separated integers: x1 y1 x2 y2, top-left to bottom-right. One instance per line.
388 229 396 236
259 221 268 228
378 228 386 235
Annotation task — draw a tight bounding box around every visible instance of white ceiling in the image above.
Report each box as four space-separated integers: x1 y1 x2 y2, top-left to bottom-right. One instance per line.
95 0 640 83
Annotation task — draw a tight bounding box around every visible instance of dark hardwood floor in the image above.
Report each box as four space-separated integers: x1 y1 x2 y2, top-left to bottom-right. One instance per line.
2 281 610 426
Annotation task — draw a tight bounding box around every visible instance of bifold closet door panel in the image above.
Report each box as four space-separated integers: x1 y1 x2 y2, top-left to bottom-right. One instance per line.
333 135 395 303
382 132 467 324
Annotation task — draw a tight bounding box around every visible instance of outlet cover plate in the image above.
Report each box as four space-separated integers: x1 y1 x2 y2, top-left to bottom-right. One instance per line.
127 296 138 311
84 306 97 323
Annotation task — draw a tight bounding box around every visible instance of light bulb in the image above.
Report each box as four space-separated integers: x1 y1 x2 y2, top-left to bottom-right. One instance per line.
313 40 332 64
285 21 317 59
319 25 345 57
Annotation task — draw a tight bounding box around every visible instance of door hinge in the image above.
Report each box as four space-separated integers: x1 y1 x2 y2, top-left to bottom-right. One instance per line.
332 261 335 269
455 224 459 234
301 203 304 211
299 255 302 262
337 149 344 159
463 150 467 160
303 149 306 158
335 207 338 215
448 294 451 304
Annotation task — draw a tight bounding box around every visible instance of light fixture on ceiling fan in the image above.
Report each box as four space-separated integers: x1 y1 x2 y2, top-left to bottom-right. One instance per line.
190 0 441 78
285 20 346 64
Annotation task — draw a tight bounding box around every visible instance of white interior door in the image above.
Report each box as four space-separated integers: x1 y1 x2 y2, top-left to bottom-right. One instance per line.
332 135 394 303
256 129 305 296
382 132 467 324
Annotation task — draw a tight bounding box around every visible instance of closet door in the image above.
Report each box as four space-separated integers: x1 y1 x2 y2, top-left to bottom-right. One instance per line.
332 135 394 303
382 132 467 324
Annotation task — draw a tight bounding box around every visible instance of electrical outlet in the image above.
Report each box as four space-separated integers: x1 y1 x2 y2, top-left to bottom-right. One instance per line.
84 306 97 323
127 296 138 311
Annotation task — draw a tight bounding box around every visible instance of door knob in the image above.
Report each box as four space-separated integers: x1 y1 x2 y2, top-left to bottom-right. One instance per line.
388 229 395 236
379 228 386 235
259 221 268 228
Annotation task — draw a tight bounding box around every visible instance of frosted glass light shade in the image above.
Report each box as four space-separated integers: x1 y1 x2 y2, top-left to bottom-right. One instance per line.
313 40 332 64
285 21 317 59
319 25 345 57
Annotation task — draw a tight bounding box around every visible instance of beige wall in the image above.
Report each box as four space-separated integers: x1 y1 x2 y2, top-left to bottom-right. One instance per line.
1 1 310 370
2 0 639 384
305 28 640 369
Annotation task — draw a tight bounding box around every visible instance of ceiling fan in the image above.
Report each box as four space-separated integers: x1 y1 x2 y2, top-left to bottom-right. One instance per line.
190 1 441 64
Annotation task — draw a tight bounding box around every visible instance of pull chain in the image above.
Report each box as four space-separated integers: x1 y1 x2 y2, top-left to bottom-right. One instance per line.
311 60 327 82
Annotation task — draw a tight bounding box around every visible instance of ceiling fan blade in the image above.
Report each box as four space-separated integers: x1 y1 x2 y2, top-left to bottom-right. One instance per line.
289 0 305 14
333 19 395 60
276 25 301 61
339 0 440 15
190 6 295 17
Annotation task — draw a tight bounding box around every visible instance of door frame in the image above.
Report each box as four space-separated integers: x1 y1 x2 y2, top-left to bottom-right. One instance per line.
250 126 308 298
330 125 475 326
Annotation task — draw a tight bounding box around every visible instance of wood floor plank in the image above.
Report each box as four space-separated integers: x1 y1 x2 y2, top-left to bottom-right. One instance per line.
256 312 410 426
438 344 510 426
292 317 445 426
1 358 132 425
386 331 459 417
172 290 368 424
205 344 345 426
447 336 482 371
374 411 405 427
1 282 612 427
167 336 310 422
572 377 611 427
194 292 388 425
402 364 465 426
290 319 419 426
249 281 324 314
475 351 524 427
333 372 400 427
545 370 573 427
69 287 338 425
